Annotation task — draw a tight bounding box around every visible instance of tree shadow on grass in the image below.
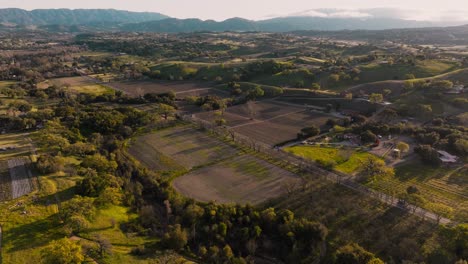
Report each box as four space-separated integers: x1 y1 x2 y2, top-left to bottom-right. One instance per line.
4 214 64 253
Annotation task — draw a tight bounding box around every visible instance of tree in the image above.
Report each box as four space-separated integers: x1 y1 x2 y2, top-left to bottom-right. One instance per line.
328 74 340 83
310 83 321 90
404 80 414 90
360 130 377 144
358 158 394 183
405 73 416 80
162 224 188 250
335 243 384 264
428 203 453 223
300 126 320 137
415 145 441 165
95 234 113 257
61 196 96 221
36 154 64 174
158 103 175 120
246 85 264 101
396 142 410 153
42 238 84 264
65 215 89 234
369 93 383 103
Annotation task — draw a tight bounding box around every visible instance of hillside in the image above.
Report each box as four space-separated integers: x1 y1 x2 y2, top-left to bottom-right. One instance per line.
0 8 169 26
122 16 444 33
294 24 468 44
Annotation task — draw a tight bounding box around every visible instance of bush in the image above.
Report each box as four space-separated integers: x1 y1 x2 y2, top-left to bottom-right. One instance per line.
36 154 64 174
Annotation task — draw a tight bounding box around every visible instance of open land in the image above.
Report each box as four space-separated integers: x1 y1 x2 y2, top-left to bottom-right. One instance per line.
128 125 239 171
109 80 228 98
129 125 301 204
173 154 300 204
195 100 337 145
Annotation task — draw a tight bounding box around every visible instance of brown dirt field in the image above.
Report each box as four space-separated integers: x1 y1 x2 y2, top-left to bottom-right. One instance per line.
346 80 405 99
50 76 94 86
194 100 309 127
109 80 221 97
232 111 332 145
194 111 252 127
226 101 305 121
195 100 336 145
128 126 239 171
172 154 300 204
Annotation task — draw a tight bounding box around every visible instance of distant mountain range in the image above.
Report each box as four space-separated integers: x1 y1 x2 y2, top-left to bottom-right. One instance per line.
0 8 465 33
121 16 448 33
0 8 168 26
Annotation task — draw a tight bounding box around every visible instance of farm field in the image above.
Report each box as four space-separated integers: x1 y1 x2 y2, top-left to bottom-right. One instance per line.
109 80 222 98
172 154 300 204
45 76 114 95
195 100 336 145
284 145 380 174
231 110 334 146
367 160 467 222
0 160 12 201
0 133 35 202
271 175 448 262
128 125 239 172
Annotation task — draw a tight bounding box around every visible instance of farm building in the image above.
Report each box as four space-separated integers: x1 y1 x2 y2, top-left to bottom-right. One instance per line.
437 150 458 163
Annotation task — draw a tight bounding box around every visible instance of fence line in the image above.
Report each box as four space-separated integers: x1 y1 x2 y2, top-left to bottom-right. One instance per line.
179 114 451 225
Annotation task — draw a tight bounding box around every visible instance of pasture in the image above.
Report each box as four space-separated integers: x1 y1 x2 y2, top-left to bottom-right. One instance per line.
284 145 379 174
128 125 239 172
46 76 114 95
172 154 300 204
358 59 459 83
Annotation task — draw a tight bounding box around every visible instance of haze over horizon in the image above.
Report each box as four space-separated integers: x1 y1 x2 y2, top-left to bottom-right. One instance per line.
1 0 468 22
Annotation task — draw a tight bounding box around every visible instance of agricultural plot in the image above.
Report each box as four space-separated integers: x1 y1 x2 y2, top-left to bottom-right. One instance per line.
367 160 467 221
128 126 239 171
0 160 12 201
109 80 219 98
47 76 114 95
195 100 336 145
284 145 380 174
8 158 32 199
172 154 300 204
231 110 334 146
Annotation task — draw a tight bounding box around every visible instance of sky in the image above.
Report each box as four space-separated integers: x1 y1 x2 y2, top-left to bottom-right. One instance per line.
1 0 468 21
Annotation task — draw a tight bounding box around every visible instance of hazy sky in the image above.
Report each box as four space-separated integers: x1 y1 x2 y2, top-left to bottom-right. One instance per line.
1 0 468 21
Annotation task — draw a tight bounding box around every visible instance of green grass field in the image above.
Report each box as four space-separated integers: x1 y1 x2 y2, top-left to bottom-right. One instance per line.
358 59 459 83
284 145 380 174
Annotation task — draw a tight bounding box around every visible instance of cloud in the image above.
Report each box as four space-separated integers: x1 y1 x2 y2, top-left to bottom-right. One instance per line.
286 8 468 22
291 9 372 18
